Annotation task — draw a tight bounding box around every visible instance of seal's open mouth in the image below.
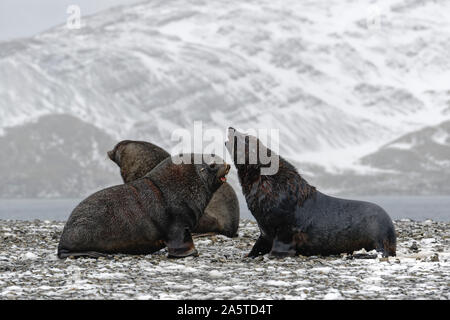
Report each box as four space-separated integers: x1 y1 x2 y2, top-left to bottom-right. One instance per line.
217 163 231 183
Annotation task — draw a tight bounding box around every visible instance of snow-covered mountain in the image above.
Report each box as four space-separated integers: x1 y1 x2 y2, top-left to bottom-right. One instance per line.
1 0 449 197
0 114 121 198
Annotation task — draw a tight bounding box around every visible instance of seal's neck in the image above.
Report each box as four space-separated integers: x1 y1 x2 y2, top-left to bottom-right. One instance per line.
237 157 317 217
237 165 261 188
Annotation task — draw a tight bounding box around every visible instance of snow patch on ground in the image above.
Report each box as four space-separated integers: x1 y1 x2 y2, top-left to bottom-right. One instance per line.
0 219 448 299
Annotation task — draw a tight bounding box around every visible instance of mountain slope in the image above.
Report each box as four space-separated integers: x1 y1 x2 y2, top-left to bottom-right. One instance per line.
0 114 121 198
0 0 449 197
306 120 450 195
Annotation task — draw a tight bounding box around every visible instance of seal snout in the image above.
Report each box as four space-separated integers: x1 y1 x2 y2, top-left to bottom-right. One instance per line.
225 127 236 149
217 163 231 183
107 150 114 161
227 127 236 139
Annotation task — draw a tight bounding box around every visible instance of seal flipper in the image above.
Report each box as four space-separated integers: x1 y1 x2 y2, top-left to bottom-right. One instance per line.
269 233 297 258
376 239 396 258
165 227 198 259
266 207 297 258
247 235 272 258
270 225 297 258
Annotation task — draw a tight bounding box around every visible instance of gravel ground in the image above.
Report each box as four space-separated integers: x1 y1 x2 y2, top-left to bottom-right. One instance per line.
0 219 449 300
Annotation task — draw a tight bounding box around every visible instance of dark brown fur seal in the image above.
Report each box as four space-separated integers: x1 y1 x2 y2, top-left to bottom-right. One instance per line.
58 154 230 259
225 127 396 258
107 140 169 184
108 140 240 237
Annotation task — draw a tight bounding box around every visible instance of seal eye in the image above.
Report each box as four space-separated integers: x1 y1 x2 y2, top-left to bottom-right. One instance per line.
209 163 216 169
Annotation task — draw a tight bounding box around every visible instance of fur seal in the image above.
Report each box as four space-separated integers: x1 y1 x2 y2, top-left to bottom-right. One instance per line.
108 140 240 237
58 154 230 259
107 140 169 184
225 127 396 258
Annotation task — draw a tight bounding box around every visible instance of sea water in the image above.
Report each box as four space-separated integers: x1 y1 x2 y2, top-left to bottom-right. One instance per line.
0 196 449 222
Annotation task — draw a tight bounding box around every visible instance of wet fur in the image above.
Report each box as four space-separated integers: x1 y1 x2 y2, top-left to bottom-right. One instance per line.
108 140 240 237
58 155 225 258
228 129 397 257
108 140 170 183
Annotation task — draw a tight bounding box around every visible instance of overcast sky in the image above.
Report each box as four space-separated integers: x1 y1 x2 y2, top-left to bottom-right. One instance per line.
0 0 141 41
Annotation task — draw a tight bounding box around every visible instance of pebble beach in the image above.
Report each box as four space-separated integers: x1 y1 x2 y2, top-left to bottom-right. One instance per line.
0 219 449 300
